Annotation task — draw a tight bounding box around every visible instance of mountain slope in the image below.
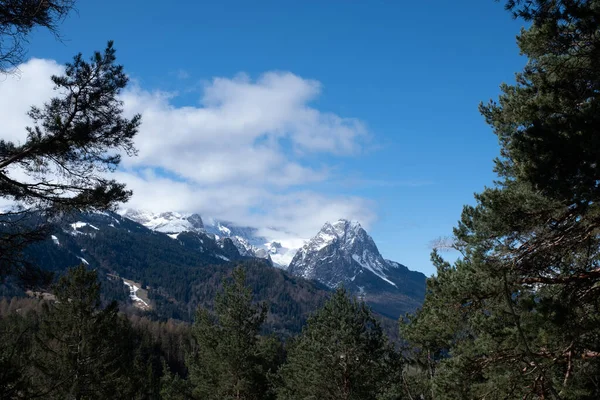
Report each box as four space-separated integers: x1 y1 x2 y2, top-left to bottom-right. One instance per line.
287 219 426 318
15 211 329 335
8 211 426 331
120 210 206 235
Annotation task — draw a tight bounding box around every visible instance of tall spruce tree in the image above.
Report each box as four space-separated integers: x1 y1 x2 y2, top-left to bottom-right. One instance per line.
277 288 403 400
402 1 600 399
181 267 280 400
33 265 136 399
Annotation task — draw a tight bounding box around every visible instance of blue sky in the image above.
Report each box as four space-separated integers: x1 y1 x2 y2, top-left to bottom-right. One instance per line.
21 0 526 276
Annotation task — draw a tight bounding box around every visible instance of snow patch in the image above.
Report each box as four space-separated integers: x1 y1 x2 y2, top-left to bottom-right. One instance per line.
70 222 99 231
51 235 59 245
123 280 149 309
352 254 396 287
270 249 298 268
218 224 231 235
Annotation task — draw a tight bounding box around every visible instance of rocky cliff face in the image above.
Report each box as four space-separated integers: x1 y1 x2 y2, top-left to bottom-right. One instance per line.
287 219 426 317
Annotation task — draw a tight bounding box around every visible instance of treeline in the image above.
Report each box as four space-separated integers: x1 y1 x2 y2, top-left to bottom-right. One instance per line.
0 265 408 399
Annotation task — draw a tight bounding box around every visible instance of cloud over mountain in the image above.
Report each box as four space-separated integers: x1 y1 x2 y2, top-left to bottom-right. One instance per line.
0 58 375 239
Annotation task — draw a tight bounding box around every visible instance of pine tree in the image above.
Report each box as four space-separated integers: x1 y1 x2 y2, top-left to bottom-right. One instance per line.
0 310 38 399
402 1 600 398
277 288 403 400
0 0 75 73
0 42 141 285
33 265 136 399
399 253 461 400
182 267 280 400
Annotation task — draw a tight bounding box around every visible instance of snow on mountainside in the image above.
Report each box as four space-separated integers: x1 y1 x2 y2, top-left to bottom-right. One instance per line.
287 219 426 317
117 211 424 316
266 241 299 267
288 219 396 287
120 209 204 234
120 209 302 268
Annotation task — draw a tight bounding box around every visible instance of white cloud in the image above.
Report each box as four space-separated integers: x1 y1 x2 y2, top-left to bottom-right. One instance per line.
0 59 375 240
120 71 367 186
0 59 63 144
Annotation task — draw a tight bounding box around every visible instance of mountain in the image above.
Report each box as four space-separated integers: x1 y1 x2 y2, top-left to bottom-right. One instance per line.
120 209 300 267
5 210 426 333
287 219 426 318
48 211 244 267
10 211 329 336
118 210 426 317
119 209 206 235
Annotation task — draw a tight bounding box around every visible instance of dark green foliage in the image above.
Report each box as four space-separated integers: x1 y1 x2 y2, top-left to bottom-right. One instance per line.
492 0 600 206
0 42 140 285
0 267 168 399
277 288 403 400
128 315 192 379
181 267 282 400
0 0 75 72
0 309 39 398
0 264 404 399
33 265 137 399
402 1 600 398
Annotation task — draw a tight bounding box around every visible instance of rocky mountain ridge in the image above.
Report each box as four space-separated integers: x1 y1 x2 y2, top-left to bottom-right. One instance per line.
117 210 426 318
288 219 426 318
120 209 298 267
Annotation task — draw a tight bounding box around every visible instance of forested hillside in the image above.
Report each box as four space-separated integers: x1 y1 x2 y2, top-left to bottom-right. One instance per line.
0 210 331 333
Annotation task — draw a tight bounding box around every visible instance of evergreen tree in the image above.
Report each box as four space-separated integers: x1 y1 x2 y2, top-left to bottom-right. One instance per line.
0 0 75 73
277 288 403 400
0 310 38 399
128 329 165 400
181 267 280 400
402 1 600 398
0 42 140 285
33 265 136 399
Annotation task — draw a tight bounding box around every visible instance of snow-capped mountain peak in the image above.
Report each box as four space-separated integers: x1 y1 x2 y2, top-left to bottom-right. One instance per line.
311 219 364 250
288 219 400 288
120 209 204 235
286 218 426 317
119 209 303 268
